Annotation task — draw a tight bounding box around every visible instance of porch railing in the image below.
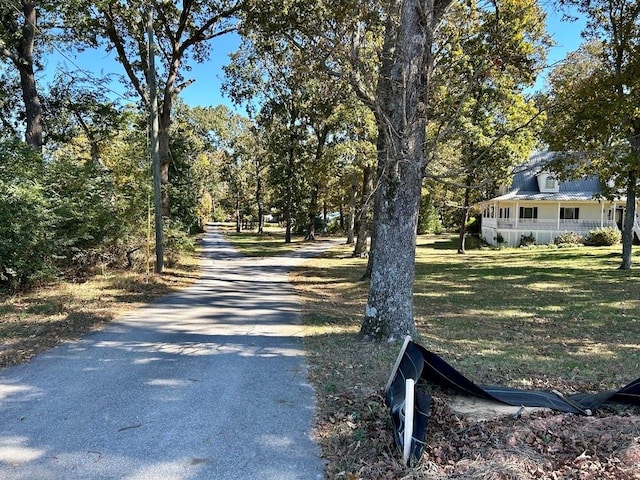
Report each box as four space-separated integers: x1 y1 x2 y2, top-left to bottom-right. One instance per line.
483 218 617 231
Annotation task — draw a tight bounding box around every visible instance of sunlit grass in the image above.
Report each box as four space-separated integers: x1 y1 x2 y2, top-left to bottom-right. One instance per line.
294 234 640 392
220 224 309 257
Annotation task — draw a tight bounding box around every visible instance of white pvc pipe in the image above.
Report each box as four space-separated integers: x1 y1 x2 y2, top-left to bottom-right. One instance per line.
403 378 415 466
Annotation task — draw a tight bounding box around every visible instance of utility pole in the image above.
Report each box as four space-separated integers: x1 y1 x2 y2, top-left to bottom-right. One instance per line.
147 8 164 273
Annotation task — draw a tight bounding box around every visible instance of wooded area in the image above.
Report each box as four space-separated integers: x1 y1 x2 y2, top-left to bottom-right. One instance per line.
1 0 639 341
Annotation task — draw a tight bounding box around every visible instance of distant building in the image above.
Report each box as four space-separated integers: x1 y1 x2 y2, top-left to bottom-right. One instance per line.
479 151 640 247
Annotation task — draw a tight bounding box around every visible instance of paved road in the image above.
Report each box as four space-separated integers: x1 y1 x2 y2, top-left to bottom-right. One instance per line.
0 229 338 479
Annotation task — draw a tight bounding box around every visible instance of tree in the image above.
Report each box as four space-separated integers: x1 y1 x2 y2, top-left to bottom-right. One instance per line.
0 0 46 150
240 0 454 337
426 0 548 254
60 0 242 212
545 0 640 269
328 100 377 253
358 0 455 339
225 34 347 242
46 72 125 166
173 103 247 232
0 139 50 287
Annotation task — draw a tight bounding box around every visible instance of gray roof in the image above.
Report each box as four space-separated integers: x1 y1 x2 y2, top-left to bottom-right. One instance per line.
487 151 601 202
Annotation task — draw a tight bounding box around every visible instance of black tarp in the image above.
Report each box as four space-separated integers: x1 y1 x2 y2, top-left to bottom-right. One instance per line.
385 338 640 465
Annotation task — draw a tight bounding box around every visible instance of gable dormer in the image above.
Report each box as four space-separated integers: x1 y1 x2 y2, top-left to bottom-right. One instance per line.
536 172 559 193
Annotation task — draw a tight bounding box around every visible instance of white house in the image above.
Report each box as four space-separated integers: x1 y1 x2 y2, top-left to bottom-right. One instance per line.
479 151 640 247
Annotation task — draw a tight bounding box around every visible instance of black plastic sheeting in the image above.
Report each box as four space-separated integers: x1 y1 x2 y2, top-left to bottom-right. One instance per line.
385 338 640 466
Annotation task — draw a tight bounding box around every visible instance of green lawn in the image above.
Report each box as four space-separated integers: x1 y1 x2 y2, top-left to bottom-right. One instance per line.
220 225 308 257
295 235 640 392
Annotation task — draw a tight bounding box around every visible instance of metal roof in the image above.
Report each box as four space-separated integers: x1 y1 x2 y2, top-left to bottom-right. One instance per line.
484 151 601 203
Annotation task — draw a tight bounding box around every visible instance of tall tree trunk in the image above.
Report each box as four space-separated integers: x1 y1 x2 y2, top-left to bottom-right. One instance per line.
235 193 241 233
305 184 319 241
346 172 358 244
256 174 264 234
15 0 43 152
457 176 473 254
354 163 373 258
620 168 637 269
285 212 292 243
361 0 453 340
322 202 328 233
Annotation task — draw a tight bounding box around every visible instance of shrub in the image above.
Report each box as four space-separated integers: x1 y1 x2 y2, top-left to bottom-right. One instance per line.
464 234 487 250
417 194 443 234
554 231 584 246
585 227 621 246
45 155 128 270
163 219 195 267
0 140 53 288
519 232 536 247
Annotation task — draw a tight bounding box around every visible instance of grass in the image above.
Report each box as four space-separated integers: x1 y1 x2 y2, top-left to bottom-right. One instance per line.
217 223 308 257
295 235 640 390
0 249 201 368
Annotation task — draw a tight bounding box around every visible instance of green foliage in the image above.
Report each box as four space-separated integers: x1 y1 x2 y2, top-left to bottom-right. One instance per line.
544 2 640 268
417 194 443 234
163 219 195 267
554 231 585 246
46 156 121 260
0 140 52 287
426 0 549 214
585 227 621 247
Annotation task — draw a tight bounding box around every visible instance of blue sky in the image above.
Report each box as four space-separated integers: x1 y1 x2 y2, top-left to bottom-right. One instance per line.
44 5 586 110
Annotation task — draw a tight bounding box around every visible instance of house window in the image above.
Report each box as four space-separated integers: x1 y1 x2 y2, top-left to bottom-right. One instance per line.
545 177 556 189
499 208 510 219
560 207 579 220
519 207 538 219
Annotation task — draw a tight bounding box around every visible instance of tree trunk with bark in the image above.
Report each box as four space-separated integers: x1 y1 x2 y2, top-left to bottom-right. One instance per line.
305 184 319 241
12 0 43 151
235 193 241 233
354 163 373 257
360 0 453 340
346 172 358 244
256 174 264 234
620 168 637 269
457 176 473 254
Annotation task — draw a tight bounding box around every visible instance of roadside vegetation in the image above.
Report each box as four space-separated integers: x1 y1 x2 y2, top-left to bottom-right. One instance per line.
0 250 200 369
290 235 640 479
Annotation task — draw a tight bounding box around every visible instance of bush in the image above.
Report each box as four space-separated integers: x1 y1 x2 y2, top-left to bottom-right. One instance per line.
417 194 443 234
464 234 487 250
0 140 53 288
554 231 584 246
585 227 621 246
45 155 128 271
163 219 195 267
519 232 536 247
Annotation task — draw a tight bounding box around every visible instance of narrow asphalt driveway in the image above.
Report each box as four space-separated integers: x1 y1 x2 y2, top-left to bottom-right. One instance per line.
0 228 338 479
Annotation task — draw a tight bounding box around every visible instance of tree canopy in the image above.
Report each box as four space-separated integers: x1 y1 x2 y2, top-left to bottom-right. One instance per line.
545 0 640 269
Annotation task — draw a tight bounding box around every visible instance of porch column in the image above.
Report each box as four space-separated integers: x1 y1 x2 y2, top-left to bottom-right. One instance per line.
600 201 604 227
557 202 561 229
515 201 519 228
